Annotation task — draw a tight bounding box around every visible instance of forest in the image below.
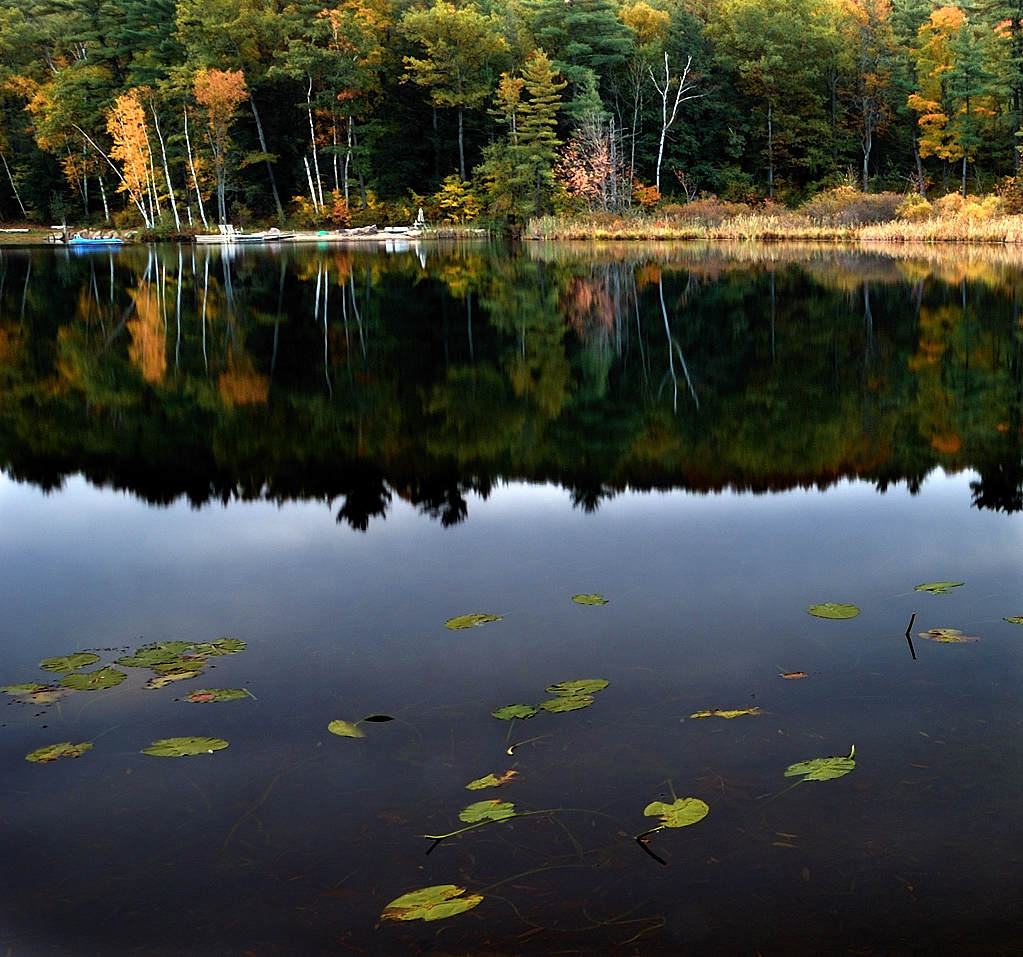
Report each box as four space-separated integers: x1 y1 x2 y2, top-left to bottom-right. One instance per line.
0 0 1022 230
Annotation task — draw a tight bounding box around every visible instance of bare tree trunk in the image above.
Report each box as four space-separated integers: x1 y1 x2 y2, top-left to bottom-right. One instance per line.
0 150 27 218
304 156 319 212
151 104 180 230
767 102 774 200
248 93 284 221
183 106 208 228
649 53 699 195
458 107 466 181
98 174 109 221
306 76 324 207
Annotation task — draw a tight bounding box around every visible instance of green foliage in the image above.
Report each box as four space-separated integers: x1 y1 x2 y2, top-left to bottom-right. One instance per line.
380 884 484 922
784 746 856 782
25 741 93 763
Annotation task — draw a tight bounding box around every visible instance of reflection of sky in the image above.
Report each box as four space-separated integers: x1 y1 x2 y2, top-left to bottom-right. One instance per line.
4 469 1023 956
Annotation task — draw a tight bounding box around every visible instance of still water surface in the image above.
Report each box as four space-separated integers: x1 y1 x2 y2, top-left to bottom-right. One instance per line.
2 241 1022 956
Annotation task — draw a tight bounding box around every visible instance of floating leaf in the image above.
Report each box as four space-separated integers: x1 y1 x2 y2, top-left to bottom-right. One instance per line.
778 671 809 680
145 670 198 689
2 683 49 695
458 799 516 823
59 667 126 691
39 652 100 674
538 694 594 713
23 687 72 705
183 688 250 703
466 771 518 790
784 745 856 782
689 707 762 719
545 678 609 696
25 741 92 763
918 628 979 644
150 657 206 674
643 797 709 828
915 582 964 595
327 719 365 738
193 637 246 656
1004 616 1023 625
807 603 860 619
445 613 502 630
142 736 229 757
572 594 609 605
116 647 185 669
491 704 537 720
380 884 483 922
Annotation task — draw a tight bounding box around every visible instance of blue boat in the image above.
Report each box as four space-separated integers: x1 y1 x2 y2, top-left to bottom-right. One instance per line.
68 235 125 246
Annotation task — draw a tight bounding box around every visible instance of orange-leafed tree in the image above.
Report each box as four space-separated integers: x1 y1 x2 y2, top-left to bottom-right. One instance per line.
107 89 156 226
193 68 247 225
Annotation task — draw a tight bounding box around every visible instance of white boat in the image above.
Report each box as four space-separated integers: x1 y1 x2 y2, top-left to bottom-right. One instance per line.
195 225 294 244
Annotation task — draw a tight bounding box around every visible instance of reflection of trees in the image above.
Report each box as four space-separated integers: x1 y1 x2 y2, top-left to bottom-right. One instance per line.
4 243 1023 526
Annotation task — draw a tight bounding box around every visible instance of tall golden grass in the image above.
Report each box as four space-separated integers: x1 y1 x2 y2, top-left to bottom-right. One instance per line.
524 190 1023 245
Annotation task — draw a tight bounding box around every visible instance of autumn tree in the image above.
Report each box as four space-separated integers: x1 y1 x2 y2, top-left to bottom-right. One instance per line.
193 68 247 224
106 88 158 226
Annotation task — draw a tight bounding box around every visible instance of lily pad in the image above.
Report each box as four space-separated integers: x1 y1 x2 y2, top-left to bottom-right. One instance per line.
380 884 483 922
142 736 229 757
183 688 250 703
145 670 199 689
444 613 502 630
39 652 100 674
2 683 49 695
25 741 93 763
466 771 518 790
807 603 860 619
545 678 609 696
690 707 762 719
149 657 206 674
491 704 537 720
192 637 246 655
458 799 516 823
116 647 186 669
327 719 365 738
643 797 709 828
918 627 979 643
1004 616 1023 625
915 581 964 595
784 745 856 782
778 671 809 680
538 694 594 713
572 594 609 605
59 667 127 691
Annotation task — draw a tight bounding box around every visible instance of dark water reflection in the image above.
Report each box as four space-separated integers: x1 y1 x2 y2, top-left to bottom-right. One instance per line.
2 241 1023 956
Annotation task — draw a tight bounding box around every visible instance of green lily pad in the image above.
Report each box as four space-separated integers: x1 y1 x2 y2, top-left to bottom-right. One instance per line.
193 637 246 656
183 688 250 703
785 745 856 782
149 657 206 674
643 797 709 828
538 694 594 713
2 683 49 695
327 719 365 738
491 703 538 720
25 741 93 763
465 771 518 790
142 736 229 757
116 646 186 669
145 670 199 689
458 799 516 823
59 667 127 691
445 613 503 630
545 678 609 696
689 707 761 719
807 603 860 619
39 652 100 674
915 581 964 595
918 627 979 643
380 884 484 922
1004 616 1023 625
572 594 609 605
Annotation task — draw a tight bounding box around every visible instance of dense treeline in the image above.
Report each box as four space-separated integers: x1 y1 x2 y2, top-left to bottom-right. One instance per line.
1 0 1023 229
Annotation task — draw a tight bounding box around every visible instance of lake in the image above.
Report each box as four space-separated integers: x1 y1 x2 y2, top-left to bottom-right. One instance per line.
1 239 1022 956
